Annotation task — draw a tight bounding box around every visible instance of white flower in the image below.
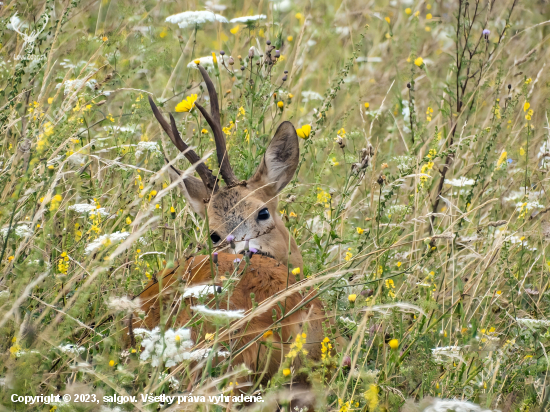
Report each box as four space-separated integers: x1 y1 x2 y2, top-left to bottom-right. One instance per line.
423 399 493 412
182 285 217 299
229 14 266 23
431 346 463 364
0 224 32 238
139 327 194 367
135 141 161 157
516 318 550 328
56 79 96 96
445 177 475 187
84 231 130 254
159 372 180 390
59 344 86 354
183 348 230 361
301 91 323 102
271 0 292 12
68 203 110 217
187 55 220 72
191 305 245 321
107 296 141 314
515 201 543 212
166 11 228 29
205 1 227 11
401 100 410 122
67 153 86 166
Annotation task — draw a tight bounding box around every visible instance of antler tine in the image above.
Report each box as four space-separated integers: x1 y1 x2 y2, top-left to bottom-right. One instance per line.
148 95 218 191
195 65 239 187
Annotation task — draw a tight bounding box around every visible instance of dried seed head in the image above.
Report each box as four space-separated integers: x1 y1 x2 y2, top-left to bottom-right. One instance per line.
266 40 271 45
220 50 225 56
336 135 345 148
284 70 288 74
407 82 411 89
228 56 234 65
275 50 280 58
282 75 287 81
240 65 245 71
248 46 255 59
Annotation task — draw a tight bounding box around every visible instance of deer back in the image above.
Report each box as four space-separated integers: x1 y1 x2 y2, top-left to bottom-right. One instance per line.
127 253 328 382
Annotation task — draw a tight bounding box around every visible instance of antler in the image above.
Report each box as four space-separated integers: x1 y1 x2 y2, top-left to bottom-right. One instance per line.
148 96 218 191
194 65 239 187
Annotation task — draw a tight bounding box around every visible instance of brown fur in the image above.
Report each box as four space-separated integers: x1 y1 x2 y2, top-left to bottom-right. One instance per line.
128 253 328 383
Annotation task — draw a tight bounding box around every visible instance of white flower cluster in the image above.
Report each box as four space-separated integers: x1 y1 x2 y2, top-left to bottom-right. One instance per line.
135 141 161 157
431 346 463 364
85 231 130 255
138 327 193 367
515 201 544 212
423 399 493 412
166 11 228 29
0 224 32 238
392 155 414 173
301 91 323 102
229 14 266 23
107 296 141 314
58 344 86 355
56 79 96 96
445 177 475 187
68 203 110 217
516 318 550 328
158 372 180 390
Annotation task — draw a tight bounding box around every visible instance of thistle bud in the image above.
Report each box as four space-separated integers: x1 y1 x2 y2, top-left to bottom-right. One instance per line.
342 355 351 368
212 252 218 265
240 66 245 71
275 50 280 58
248 46 255 59
228 56 234 65
282 75 287 82
284 70 288 74
482 29 490 40
244 236 250 251
220 50 225 56
266 40 271 45
226 235 236 249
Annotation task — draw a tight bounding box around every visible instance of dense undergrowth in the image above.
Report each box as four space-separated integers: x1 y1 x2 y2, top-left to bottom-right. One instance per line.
1 0 550 410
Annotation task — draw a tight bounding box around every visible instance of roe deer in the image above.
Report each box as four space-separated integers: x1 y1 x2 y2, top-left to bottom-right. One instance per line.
127 64 342 402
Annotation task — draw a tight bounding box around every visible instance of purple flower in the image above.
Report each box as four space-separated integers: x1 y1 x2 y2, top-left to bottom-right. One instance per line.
212 252 218 264
233 258 241 264
226 235 235 243
482 29 490 39
249 247 258 254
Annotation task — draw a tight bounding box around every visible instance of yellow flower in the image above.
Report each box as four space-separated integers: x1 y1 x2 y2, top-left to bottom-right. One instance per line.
102 36 108 42
365 384 379 410
414 57 424 67
175 334 181 342
263 330 273 339
348 294 357 303
159 29 167 38
388 339 399 350
405 8 412 14
426 13 432 19
356 227 364 234
497 151 507 168
427 3 432 9
364 102 370 109
520 147 525 156
126 217 132 225
385 16 391 23
230 25 240 34
277 101 284 109
194 59 200 65
205 333 215 341
288 93 294 99
296 124 311 139
109 360 115 367
212 52 217 64
175 94 198 112
170 206 176 213
425 26 431 32
287 36 293 42
496 290 502 295
48 97 53 104
524 102 530 112
292 267 300 275
7 256 14 262
396 261 402 267
283 368 291 376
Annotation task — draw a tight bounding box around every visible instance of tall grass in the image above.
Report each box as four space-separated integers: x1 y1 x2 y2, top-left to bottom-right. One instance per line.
1 0 550 410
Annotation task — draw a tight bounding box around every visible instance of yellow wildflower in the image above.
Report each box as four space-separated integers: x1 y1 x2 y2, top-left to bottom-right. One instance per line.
388 339 399 350
296 124 311 139
348 294 357 303
283 368 291 376
287 36 293 42
291 267 300 275
524 102 530 112
426 13 432 19
277 101 284 109
356 227 364 234
405 8 412 14
414 57 424 67
109 360 115 367
175 94 198 112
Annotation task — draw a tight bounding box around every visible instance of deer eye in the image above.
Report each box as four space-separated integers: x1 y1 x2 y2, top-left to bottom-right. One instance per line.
257 208 270 221
210 232 221 243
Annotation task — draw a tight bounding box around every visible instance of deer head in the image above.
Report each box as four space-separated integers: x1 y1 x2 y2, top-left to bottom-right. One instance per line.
149 65 302 269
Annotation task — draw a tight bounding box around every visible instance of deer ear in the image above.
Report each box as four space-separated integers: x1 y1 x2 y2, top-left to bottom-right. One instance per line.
249 121 299 195
167 166 208 218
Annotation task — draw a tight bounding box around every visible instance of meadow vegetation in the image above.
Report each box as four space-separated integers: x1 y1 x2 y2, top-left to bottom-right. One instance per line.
1 0 550 410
